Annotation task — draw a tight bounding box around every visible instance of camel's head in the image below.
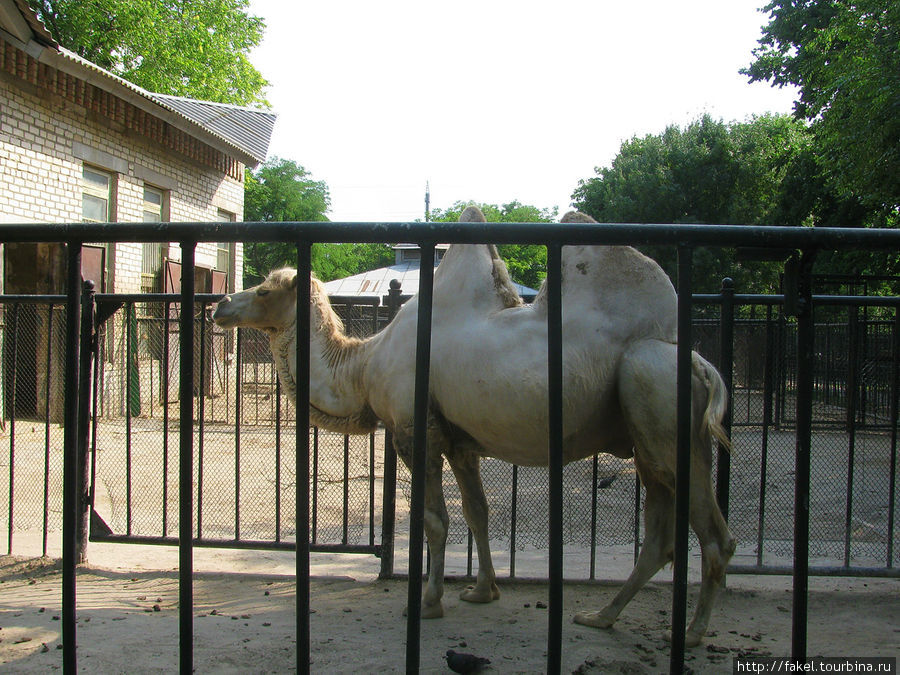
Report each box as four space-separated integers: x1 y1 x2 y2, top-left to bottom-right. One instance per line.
213 267 300 335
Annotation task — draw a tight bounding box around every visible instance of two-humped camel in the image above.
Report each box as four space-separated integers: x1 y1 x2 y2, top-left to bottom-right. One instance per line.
212 207 735 646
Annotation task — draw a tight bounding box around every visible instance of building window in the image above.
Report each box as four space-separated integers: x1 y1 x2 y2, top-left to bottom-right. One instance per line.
141 186 167 294
82 167 112 222
216 209 235 293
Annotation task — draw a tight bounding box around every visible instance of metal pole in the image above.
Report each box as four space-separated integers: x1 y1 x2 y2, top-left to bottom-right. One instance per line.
43 302 54 557
887 309 899 568
844 308 859 567
717 278 734 520
162 300 170 537
7 303 18 555
296 243 312 674
178 242 195 675
757 305 775 567
670 244 693 674
275 377 282 542
76 283 95 561
546 241 563 675
198 302 207 539
510 464 518 578
792 251 815 662
379 281 403 580
406 242 435 673
126 302 133 536
62 241 82 674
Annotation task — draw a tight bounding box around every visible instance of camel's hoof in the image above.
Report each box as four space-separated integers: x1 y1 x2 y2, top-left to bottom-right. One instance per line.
421 602 444 620
459 583 500 604
573 610 616 629
663 630 704 648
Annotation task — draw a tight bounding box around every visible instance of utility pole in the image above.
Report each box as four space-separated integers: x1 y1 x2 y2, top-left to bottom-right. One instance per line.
424 181 431 222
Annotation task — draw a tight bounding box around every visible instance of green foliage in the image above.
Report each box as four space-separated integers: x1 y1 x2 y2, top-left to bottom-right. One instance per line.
429 200 558 289
743 0 900 211
572 115 815 292
242 158 392 284
28 0 268 105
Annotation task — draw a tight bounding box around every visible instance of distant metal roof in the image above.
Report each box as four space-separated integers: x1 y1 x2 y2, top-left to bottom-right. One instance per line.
323 260 538 300
152 95 277 164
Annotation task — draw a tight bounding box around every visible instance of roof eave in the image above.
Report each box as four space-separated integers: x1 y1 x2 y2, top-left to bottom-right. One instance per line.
35 45 262 167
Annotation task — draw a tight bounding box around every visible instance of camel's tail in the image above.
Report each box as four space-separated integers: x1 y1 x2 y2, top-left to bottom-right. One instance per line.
692 351 731 453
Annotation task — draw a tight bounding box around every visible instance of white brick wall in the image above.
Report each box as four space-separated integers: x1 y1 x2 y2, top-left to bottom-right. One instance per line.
0 71 245 294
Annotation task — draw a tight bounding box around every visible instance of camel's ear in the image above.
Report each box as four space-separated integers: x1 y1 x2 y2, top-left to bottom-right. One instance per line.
291 272 299 289
459 206 487 223
560 211 597 224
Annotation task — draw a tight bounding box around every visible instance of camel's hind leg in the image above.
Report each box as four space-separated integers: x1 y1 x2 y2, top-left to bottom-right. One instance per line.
574 469 674 629
578 339 734 646
446 446 500 604
685 463 735 645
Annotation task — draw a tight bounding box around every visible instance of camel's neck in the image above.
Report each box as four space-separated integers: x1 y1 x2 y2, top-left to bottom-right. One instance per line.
269 315 378 435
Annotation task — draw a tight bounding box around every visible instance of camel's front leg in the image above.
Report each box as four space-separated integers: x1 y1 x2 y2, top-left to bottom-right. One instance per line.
447 447 500 604
420 448 450 618
394 423 450 620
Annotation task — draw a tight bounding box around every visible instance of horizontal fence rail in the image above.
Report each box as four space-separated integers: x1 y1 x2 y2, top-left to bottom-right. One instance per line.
0 220 899 674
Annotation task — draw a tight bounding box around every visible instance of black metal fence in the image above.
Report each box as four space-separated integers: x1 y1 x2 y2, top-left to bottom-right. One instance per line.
1 220 899 674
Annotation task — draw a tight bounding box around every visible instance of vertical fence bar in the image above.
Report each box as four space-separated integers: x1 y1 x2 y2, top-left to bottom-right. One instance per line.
233 327 242 540
844 308 859 567
717 278 734 520
198 303 207 539
343 435 350 544
379 282 402 580
76 284 95 560
670 244 693 674
757 305 775 567
510 464 518 578
43 303 54 556
406 242 435 673
89 304 100 523
6 303 18 555
886 309 898 567
312 427 319 544
589 454 598 580
276 377 282 542
380 427 397 579
296 242 312 674
126 302 133 536
546 241 563 675
792 252 815 662
369 432 375 546
178 241 196 675
62 241 82 674
232 323 241 542
162 300 171 537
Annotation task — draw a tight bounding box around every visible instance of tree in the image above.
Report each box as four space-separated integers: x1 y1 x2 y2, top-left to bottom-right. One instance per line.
27 0 268 105
243 158 392 283
743 0 900 211
430 200 558 289
572 115 815 292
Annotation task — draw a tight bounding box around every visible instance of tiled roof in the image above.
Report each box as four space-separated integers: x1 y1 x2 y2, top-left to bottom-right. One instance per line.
152 95 276 164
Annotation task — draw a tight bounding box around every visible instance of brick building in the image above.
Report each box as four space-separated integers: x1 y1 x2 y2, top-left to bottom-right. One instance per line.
0 0 276 420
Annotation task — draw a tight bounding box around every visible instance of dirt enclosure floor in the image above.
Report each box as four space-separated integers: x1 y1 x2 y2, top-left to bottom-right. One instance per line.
1 547 897 674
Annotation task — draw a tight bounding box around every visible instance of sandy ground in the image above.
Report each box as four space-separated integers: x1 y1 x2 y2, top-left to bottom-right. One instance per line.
1 545 898 674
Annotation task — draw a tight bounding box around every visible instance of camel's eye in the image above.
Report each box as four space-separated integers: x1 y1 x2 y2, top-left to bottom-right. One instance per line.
256 289 270 297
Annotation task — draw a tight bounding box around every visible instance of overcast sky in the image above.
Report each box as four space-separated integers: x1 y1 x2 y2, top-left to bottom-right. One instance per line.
247 0 798 223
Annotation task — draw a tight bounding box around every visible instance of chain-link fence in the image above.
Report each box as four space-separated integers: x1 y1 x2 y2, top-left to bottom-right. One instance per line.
1 288 898 576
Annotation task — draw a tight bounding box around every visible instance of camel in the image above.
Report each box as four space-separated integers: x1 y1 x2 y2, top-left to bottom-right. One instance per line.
212 207 735 647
